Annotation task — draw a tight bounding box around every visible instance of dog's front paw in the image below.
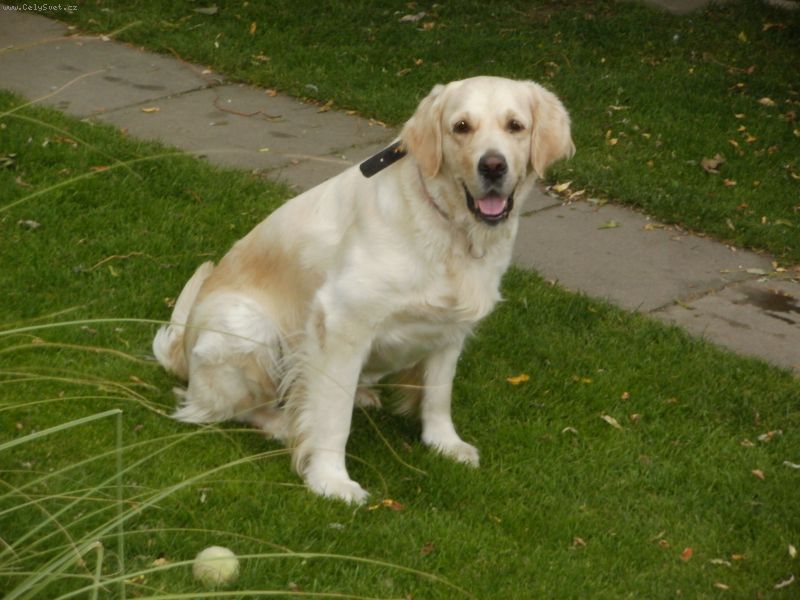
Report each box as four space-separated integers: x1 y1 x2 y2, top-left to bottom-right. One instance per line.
306 471 369 504
423 434 480 467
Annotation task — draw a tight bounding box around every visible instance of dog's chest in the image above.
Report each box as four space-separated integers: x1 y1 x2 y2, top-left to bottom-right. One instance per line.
364 262 500 376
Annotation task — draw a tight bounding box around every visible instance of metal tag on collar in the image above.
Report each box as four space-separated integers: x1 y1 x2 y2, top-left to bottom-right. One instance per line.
359 141 407 178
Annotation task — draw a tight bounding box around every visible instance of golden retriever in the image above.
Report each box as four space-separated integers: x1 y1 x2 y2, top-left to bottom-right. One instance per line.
153 76 574 503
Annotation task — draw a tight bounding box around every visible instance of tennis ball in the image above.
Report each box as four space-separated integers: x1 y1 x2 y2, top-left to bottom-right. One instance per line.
192 546 239 587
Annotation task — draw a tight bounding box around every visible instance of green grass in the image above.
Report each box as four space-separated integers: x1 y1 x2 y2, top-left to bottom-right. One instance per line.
58 0 800 263
2 92 800 599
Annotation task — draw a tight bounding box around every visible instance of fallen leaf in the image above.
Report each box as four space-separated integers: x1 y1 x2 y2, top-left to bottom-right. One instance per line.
561 426 579 435
249 21 257 35
709 558 732 567
659 539 671 549
757 429 782 442
745 268 767 275
600 414 623 430
713 582 730 590
317 100 334 113
140 107 160 113
728 139 743 153
774 575 795 590
506 374 530 385
152 556 169 567
551 181 572 193
368 498 405 511
731 554 745 561
737 31 748 43
722 178 737 187
17 220 41 229
598 220 620 229
399 11 426 23
620 391 631 400
252 53 270 62
420 541 435 557
194 5 218 15
789 544 797 559
751 469 765 480
572 537 587 548
681 547 694 561
784 461 800 470
740 439 756 447
421 21 435 30
701 153 726 174
758 97 776 107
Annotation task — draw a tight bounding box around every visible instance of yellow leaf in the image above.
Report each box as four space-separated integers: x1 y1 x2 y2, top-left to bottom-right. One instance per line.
506 374 530 385
738 31 748 43
249 21 257 35
552 181 572 193
600 414 623 430
140 107 160 113
598 220 620 229
751 469 765 480
758 97 776 107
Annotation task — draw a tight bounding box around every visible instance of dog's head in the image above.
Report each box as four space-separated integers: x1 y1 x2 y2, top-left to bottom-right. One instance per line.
400 76 574 226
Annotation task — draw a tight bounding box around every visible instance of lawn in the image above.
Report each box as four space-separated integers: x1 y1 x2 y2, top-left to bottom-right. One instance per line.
60 0 800 263
1 92 799 598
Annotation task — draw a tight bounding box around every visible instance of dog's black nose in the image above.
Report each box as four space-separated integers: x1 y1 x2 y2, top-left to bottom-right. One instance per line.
478 152 508 182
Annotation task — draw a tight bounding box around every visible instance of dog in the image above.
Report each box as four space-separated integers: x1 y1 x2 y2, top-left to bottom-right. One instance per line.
153 76 574 503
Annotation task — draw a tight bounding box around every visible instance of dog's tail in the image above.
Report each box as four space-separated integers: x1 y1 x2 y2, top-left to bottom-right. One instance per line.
152 261 214 380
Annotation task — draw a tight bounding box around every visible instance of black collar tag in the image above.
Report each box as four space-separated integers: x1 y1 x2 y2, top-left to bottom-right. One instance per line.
359 141 407 178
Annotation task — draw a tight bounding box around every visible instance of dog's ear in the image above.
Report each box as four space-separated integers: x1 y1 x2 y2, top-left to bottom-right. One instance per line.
527 82 575 178
400 83 446 178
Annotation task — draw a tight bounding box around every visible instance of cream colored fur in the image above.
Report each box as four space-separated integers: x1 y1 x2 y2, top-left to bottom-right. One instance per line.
153 76 574 503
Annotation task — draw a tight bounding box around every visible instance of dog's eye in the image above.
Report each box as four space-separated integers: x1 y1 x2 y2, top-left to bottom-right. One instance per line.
507 119 525 133
453 120 472 134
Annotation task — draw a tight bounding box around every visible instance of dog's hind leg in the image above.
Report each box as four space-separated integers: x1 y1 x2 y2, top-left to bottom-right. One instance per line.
173 293 287 438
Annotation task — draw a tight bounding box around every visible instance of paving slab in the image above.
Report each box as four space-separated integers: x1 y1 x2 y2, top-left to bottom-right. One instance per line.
268 141 392 192
513 200 773 313
0 6 68 47
94 85 392 173
0 22 218 116
656 279 800 372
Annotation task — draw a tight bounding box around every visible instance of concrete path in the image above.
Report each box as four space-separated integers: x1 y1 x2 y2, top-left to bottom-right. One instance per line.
1 9 798 374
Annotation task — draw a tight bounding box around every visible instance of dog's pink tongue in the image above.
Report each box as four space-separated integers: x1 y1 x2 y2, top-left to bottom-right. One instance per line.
477 195 507 216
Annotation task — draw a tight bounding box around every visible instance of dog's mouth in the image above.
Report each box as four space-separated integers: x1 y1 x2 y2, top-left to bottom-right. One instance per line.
464 185 514 225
